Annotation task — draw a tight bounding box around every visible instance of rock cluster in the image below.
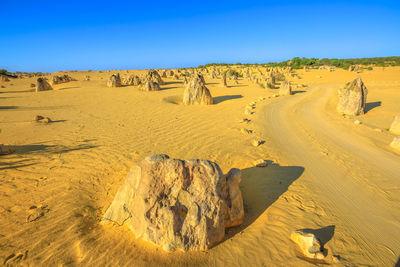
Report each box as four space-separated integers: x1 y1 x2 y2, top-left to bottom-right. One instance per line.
51 74 74 85
143 70 164 85
337 77 368 116
102 154 244 251
36 78 53 92
183 74 213 105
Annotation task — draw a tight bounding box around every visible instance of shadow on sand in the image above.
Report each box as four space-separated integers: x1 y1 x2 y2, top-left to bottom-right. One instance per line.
365 101 381 113
223 162 305 241
213 94 243 104
292 90 306 95
0 141 98 170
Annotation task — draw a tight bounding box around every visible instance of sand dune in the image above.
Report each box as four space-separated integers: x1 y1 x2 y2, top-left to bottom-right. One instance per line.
1 67 400 266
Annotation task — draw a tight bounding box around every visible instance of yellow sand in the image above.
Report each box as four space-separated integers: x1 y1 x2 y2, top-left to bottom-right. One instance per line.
0 67 399 266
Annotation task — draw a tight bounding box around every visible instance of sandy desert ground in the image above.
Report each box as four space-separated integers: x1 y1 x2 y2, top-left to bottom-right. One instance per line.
1 67 400 266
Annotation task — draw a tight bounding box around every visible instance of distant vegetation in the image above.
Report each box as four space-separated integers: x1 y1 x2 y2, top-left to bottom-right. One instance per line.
199 56 400 69
0 69 7 75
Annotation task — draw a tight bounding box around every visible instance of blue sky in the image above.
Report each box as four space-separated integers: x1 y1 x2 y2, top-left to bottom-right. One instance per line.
1 0 399 72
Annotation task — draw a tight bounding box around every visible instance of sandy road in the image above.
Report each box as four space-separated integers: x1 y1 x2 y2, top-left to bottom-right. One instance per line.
260 84 400 265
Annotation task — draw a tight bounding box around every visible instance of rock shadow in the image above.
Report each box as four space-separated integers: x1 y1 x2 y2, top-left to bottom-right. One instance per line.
292 90 306 95
213 94 243 104
223 162 305 241
365 101 381 113
395 256 400 267
12 142 98 156
0 106 18 109
58 86 80 90
299 225 335 247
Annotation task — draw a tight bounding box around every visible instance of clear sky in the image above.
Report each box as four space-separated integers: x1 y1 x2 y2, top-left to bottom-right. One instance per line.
1 0 399 72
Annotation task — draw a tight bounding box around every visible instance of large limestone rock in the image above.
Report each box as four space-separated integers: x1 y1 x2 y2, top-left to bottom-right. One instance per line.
280 80 292 96
102 154 244 251
140 80 160 91
182 74 213 105
36 78 53 92
143 70 164 85
337 77 368 116
389 113 400 135
107 73 122 87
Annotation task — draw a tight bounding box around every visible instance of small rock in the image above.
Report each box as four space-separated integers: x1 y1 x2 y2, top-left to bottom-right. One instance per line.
390 136 400 152
354 120 362 125
34 115 52 123
30 83 35 88
240 128 251 135
374 128 382 132
332 255 340 263
251 139 262 147
0 144 14 155
253 159 267 167
290 230 326 260
389 113 400 135
245 109 253 115
239 118 250 123
258 97 265 101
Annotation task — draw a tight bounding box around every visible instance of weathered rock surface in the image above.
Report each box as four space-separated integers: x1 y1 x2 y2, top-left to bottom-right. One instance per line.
34 115 52 123
291 230 326 260
51 74 74 85
143 70 164 85
389 113 400 135
36 78 53 92
337 77 368 116
0 74 10 82
183 74 213 105
102 154 244 251
107 73 122 87
280 80 292 96
140 80 160 91
253 159 268 167
390 136 400 152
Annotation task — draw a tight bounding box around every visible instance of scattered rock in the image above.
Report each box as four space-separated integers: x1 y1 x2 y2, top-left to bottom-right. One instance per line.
36 78 53 92
337 77 368 116
0 144 14 155
30 83 35 88
102 154 244 251
107 73 122 87
84 75 90 81
291 230 326 260
245 109 253 115
253 159 267 167
251 139 262 147
354 120 362 125
240 128 251 135
239 118 250 123
390 136 400 151
182 74 213 105
389 113 400 135
34 115 52 123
